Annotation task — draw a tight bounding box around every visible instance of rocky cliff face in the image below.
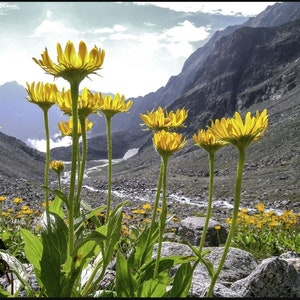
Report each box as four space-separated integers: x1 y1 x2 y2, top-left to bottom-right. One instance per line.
169 18 300 134
108 2 300 134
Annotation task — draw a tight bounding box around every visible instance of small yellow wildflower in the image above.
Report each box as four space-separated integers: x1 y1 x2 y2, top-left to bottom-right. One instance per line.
58 116 93 136
140 106 188 131
226 218 232 225
142 203 152 211
25 82 59 111
42 200 53 207
98 93 133 118
193 128 228 153
208 109 269 149
50 160 65 175
131 208 146 215
255 202 265 213
0 196 7 202
57 87 102 119
153 130 186 157
13 197 23 204
214 225 221 230
33 40 105 83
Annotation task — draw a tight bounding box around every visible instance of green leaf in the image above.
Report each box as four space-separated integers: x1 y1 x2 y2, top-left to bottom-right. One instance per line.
48 195 64 219
41 186 69 209
40 211 69 297
74 204 106 234
168 262 193 297
137 272 169 297
128 222 159 269
115 251 137 297
73 230 106 258
103 201 125 266
20 228 43 272
140 257 174 282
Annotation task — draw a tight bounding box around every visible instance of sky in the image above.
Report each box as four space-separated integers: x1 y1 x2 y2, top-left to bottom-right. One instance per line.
0 1 277 99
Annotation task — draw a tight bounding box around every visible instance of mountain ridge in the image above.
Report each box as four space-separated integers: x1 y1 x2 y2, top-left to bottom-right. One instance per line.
0 2 299 214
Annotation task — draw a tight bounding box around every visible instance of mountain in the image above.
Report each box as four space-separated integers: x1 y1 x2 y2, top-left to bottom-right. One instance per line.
0 131 45 181
0 2 299 212
105 2 300 133
50 1 300 161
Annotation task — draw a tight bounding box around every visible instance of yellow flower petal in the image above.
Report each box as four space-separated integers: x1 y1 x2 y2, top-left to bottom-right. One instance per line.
33 40 105 84
25 81 59 111
140 106 188 131
98 93 133 118
153 130 186 157
208 109 268 149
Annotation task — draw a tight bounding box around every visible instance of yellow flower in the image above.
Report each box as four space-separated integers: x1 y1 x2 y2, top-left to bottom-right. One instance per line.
98 93 133 118
208 109 268 149
142 203 152 211
255 202 265 213
25 82 59 111
153 130 186 157
140 106 188 131
57 87 101 119
131 208 146 215
33 40 105 83
50 160 65 174
193 128 228 153
0 196 7 202
13 197 23 204
58 116 93 136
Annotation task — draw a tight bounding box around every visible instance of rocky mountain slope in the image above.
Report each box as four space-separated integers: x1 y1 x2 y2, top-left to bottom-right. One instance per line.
0 2 299 218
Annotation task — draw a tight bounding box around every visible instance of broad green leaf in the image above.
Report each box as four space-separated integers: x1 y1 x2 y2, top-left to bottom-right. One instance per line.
168 262 194 297
40 212 68 297
41 186 69 209
137 272 169 297
20 228 43 272
140 257 174 282
128 222 159 269
103 201 125 266
48 195 64 219
115 251 137 297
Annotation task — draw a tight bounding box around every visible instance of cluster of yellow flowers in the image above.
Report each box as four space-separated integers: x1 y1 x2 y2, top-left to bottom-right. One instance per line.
26 79 133 138
228 202 300 230
193 108 268 152
0 196 40 220
140 106 188 158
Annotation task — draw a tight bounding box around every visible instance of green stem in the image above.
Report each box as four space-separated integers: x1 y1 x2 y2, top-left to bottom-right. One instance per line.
154 155 168 277
141 162 163 265
74 117 87 217
206 146 246 297
68 81 80 255
198 151 215 252
63 80 80 297
105 116 112 224
43 108 50 212
57 174 61 191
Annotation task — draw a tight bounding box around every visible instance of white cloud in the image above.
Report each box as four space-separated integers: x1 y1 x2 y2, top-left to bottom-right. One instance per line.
163 21 211 43
92 24 127 34
27 135 72 152
0 2 279 99
30 10 79 37
0 2 19 15
135 2 277 17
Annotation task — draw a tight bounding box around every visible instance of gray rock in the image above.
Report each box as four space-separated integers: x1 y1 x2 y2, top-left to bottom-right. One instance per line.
178 216 228 246
231 256 300 297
